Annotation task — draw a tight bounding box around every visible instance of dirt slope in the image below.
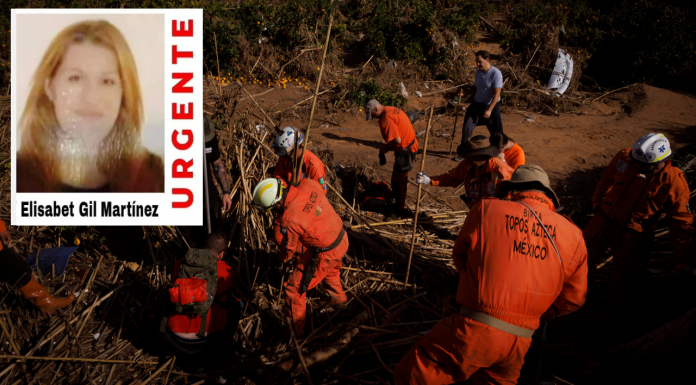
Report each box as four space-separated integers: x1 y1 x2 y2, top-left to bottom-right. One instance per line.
229 83 696 213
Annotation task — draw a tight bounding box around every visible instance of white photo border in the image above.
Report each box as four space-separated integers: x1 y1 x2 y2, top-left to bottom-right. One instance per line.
11 8 204 226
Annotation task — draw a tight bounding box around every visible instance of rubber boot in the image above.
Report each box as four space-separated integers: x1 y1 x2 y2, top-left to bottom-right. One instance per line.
18 277 76 315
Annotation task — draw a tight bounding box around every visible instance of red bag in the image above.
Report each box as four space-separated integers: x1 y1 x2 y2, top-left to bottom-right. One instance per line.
169 277 208 305
361 182 393 213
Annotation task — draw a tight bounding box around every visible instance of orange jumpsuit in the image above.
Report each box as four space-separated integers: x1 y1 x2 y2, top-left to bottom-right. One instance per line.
272 148 327 195
379 107 419 211
584 148 693 307
431 157 513 207
276 179 348 336
394 192 588 385
503 143 525 171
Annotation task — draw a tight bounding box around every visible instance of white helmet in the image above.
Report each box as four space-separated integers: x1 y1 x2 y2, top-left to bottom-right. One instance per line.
272 127 304 156
252 178 285 211
631 133 672 164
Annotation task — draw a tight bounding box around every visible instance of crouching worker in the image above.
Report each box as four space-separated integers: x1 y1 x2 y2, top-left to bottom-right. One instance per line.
272 126 328 195
584 133 693 310
395 165 588 385
252 177 348 337
416 135 513 208
0 219 75 314
490 132 526 171
163 231 242 370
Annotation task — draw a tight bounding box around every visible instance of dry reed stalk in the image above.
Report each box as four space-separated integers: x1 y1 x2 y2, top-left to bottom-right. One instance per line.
294 13 334 185
405 105 435 286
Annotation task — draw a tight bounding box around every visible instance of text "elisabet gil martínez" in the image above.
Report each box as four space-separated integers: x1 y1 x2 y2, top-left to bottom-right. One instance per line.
21 201 160 217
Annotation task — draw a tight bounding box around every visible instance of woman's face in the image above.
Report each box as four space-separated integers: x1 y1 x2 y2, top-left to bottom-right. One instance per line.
45 42 122 142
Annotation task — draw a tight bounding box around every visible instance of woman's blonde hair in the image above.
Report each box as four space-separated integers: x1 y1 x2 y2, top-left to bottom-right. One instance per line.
19 19 143 184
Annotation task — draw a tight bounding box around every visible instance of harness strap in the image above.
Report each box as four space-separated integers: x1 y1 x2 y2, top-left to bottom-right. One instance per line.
315 227 346 254
517 201 563 270
459 306 535 338
197 308 209 338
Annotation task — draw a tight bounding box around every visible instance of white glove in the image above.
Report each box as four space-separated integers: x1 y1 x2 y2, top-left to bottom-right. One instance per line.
416 172 430 185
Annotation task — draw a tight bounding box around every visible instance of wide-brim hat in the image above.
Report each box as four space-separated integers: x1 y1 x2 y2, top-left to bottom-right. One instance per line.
496 164 560 208
204 115 216 142
458 135 500 158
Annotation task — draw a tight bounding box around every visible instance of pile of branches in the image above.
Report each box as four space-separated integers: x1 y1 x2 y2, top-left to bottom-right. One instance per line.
0 80 479 384
0 91 474 384
0 224 205 384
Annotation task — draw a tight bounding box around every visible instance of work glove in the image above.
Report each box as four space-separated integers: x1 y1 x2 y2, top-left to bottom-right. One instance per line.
378 151 387 166
416 172 430 185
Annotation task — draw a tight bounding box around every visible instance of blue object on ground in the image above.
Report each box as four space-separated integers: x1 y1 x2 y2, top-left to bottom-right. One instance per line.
25 247 78 276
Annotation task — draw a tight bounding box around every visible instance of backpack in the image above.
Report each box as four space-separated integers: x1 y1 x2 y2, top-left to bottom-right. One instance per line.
168 248 219 338
361 182 393 213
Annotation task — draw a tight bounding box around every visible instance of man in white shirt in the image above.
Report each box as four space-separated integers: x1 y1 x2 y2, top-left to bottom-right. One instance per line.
456 50 504 161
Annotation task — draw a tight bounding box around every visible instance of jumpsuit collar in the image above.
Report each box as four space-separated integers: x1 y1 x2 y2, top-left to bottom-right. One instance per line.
283 183 300 210
638 159 671 180
511 191 556 212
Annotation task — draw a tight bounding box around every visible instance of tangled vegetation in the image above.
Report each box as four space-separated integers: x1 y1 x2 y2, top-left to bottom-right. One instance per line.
0 0 694 94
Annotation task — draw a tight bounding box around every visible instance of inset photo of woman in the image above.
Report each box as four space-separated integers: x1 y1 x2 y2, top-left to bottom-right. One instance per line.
15 13 164 193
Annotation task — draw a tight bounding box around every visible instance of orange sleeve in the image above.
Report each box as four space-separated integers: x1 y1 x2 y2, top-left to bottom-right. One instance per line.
273 216 285 244
452 202 481 272
0 219 6 233
431 160 469 187
305 152 327 195
505 144 525 170
550 235 588 317
592 150 627 209
216 261 235 294
666 171 693 267
281 217 304 263
490 158 514 181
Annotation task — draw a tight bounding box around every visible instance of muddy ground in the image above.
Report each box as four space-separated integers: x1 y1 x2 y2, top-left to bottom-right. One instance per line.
216 80 696 215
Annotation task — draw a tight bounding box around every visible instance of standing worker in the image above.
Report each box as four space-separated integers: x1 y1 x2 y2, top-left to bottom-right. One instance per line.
490 132 526 171
584 133 693 310
394 165 588 385
271 126 328 195
455 50 504 161
252 177 348 337
416 135 513 208
0 219 75 314
365 99 419 217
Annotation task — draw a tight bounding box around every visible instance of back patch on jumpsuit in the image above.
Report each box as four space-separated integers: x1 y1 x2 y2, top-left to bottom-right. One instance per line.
616 160 628 173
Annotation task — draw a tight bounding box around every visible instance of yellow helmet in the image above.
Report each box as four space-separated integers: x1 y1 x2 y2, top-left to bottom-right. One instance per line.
252 178 284 211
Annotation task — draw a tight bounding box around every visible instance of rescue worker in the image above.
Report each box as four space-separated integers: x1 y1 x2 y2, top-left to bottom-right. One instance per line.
0 219 75 314
416 135 513 208
584 133 693 309
271 126 328 195
394 164 588 385
164 231 241 370
365 99 419 216
490 132 526 171
252 177 348 337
